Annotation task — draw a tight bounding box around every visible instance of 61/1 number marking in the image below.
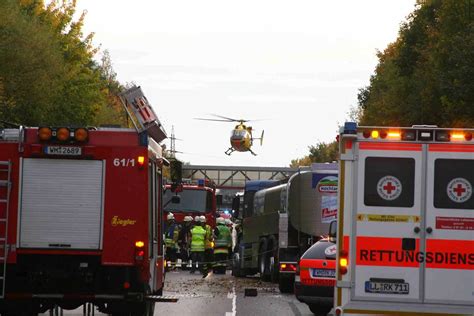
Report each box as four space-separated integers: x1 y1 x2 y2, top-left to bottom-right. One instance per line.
113 158 135 167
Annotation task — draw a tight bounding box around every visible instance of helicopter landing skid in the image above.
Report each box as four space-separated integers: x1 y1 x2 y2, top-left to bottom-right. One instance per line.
249 149 257 156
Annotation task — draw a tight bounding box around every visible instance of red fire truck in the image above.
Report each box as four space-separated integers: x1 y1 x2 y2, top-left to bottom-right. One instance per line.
334 123 473 316
164 180 218 227
0 125 168 315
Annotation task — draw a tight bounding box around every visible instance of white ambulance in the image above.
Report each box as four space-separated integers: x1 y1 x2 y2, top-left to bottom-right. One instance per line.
334 122 473 316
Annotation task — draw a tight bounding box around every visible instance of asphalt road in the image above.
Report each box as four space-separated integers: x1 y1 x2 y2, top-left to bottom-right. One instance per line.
40 270 315 316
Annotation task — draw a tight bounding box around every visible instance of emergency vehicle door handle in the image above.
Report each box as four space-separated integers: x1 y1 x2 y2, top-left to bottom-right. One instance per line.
413 226 421 234
426 227 433 234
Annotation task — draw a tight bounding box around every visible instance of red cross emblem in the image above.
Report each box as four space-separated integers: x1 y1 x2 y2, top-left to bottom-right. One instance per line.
383 182 396 194
447 178 472 203
453 184 466 197
377 176 402 201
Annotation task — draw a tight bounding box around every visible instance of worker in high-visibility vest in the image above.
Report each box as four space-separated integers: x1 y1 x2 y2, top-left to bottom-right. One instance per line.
202 215 214 276
164 213 180 270
190 216 206 275
178 215 193 268
213 217 232 274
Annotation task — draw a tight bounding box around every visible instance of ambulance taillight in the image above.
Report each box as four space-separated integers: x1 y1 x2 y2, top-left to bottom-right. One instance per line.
339 250 348 275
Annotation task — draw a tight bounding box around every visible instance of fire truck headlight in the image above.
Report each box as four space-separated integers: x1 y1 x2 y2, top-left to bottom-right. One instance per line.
370 130 379 139
38 127 52 141
56 127 70 142
74 128 89 142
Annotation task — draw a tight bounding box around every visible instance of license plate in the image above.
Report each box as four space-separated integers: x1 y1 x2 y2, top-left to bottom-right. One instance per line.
365 281 409 294
44 146 82 156
311 268 335 278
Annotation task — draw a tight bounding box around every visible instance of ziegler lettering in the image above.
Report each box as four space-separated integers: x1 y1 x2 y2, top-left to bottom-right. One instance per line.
111 216 137 227
359 249 474 266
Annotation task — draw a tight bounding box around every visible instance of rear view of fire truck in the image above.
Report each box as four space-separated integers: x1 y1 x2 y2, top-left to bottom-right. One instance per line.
335 122 473 316
0 86 172 315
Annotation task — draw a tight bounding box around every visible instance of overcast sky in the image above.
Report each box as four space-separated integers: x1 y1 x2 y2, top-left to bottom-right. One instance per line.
76 0 417 167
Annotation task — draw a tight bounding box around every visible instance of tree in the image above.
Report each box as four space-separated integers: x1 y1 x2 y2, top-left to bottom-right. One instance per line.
358 1 474 127
290 141 338 167
0 0 126 126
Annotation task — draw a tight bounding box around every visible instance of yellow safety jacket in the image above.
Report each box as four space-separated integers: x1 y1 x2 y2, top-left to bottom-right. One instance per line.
204 224 213 250
214 224 231 254
190 226 206 252
165 223 179 249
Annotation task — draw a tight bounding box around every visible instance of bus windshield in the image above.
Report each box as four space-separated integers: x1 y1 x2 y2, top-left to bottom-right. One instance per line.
164 189 212 213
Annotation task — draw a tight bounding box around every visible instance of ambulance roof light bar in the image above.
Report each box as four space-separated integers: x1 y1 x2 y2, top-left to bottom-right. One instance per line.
342 122 474 143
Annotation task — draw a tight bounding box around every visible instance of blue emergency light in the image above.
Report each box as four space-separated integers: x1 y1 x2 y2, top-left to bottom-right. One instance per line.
343 122 357 135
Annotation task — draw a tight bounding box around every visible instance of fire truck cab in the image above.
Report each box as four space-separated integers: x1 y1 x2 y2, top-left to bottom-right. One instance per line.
164 180 217 227
335 123 473 316
0 126 168 315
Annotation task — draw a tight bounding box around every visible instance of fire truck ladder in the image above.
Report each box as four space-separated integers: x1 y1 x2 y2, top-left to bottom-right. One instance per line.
0 161 12 299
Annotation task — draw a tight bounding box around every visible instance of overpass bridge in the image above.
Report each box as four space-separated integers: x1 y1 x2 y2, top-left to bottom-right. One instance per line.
182 165 299 188
182 165 300 210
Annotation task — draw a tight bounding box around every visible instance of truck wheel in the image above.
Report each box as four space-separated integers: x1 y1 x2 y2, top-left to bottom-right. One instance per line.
278 275 294 293
267 236 279 283
258 239 270 281
232 250 246 277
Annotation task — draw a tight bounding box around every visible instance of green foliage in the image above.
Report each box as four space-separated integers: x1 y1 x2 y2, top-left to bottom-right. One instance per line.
290 141 338 167
358 1 474 127
0 0 126 127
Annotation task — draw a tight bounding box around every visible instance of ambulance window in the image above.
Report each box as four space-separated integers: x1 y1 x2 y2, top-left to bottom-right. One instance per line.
364 157 415 207
434 159 474 210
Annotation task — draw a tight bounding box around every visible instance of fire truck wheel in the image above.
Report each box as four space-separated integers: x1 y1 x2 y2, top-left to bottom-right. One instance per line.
308 304 331 316
132 284 155 316
258 239 270 281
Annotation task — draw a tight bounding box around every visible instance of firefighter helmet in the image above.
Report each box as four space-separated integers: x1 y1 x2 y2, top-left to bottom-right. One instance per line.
184 215 193 222
167 213 175 220
216 217 225 225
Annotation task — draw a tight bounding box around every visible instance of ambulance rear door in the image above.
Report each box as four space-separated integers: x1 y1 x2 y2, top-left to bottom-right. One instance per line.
353 142 423 303
424 143 474 305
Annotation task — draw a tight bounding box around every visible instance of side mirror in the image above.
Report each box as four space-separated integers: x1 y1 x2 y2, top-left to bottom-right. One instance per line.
169 159 182 184
216 194 223 207
164 195 181 208
171 195 181 204
329 220 337 241
232 196 240 219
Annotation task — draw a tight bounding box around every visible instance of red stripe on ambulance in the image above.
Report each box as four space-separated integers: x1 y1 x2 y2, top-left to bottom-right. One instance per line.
356 236 420 268
426 239 474 270
429 143 474 152
359 142 422 151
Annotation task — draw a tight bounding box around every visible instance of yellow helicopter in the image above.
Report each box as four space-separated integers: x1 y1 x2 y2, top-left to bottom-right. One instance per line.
195 115 264 156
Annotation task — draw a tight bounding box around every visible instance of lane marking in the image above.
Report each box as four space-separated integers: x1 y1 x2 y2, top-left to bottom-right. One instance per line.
288 301 302 316
225 285 236 316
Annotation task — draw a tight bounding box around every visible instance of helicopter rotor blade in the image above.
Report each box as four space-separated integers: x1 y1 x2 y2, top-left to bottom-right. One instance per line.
210 114 244 122
194 118 234 122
